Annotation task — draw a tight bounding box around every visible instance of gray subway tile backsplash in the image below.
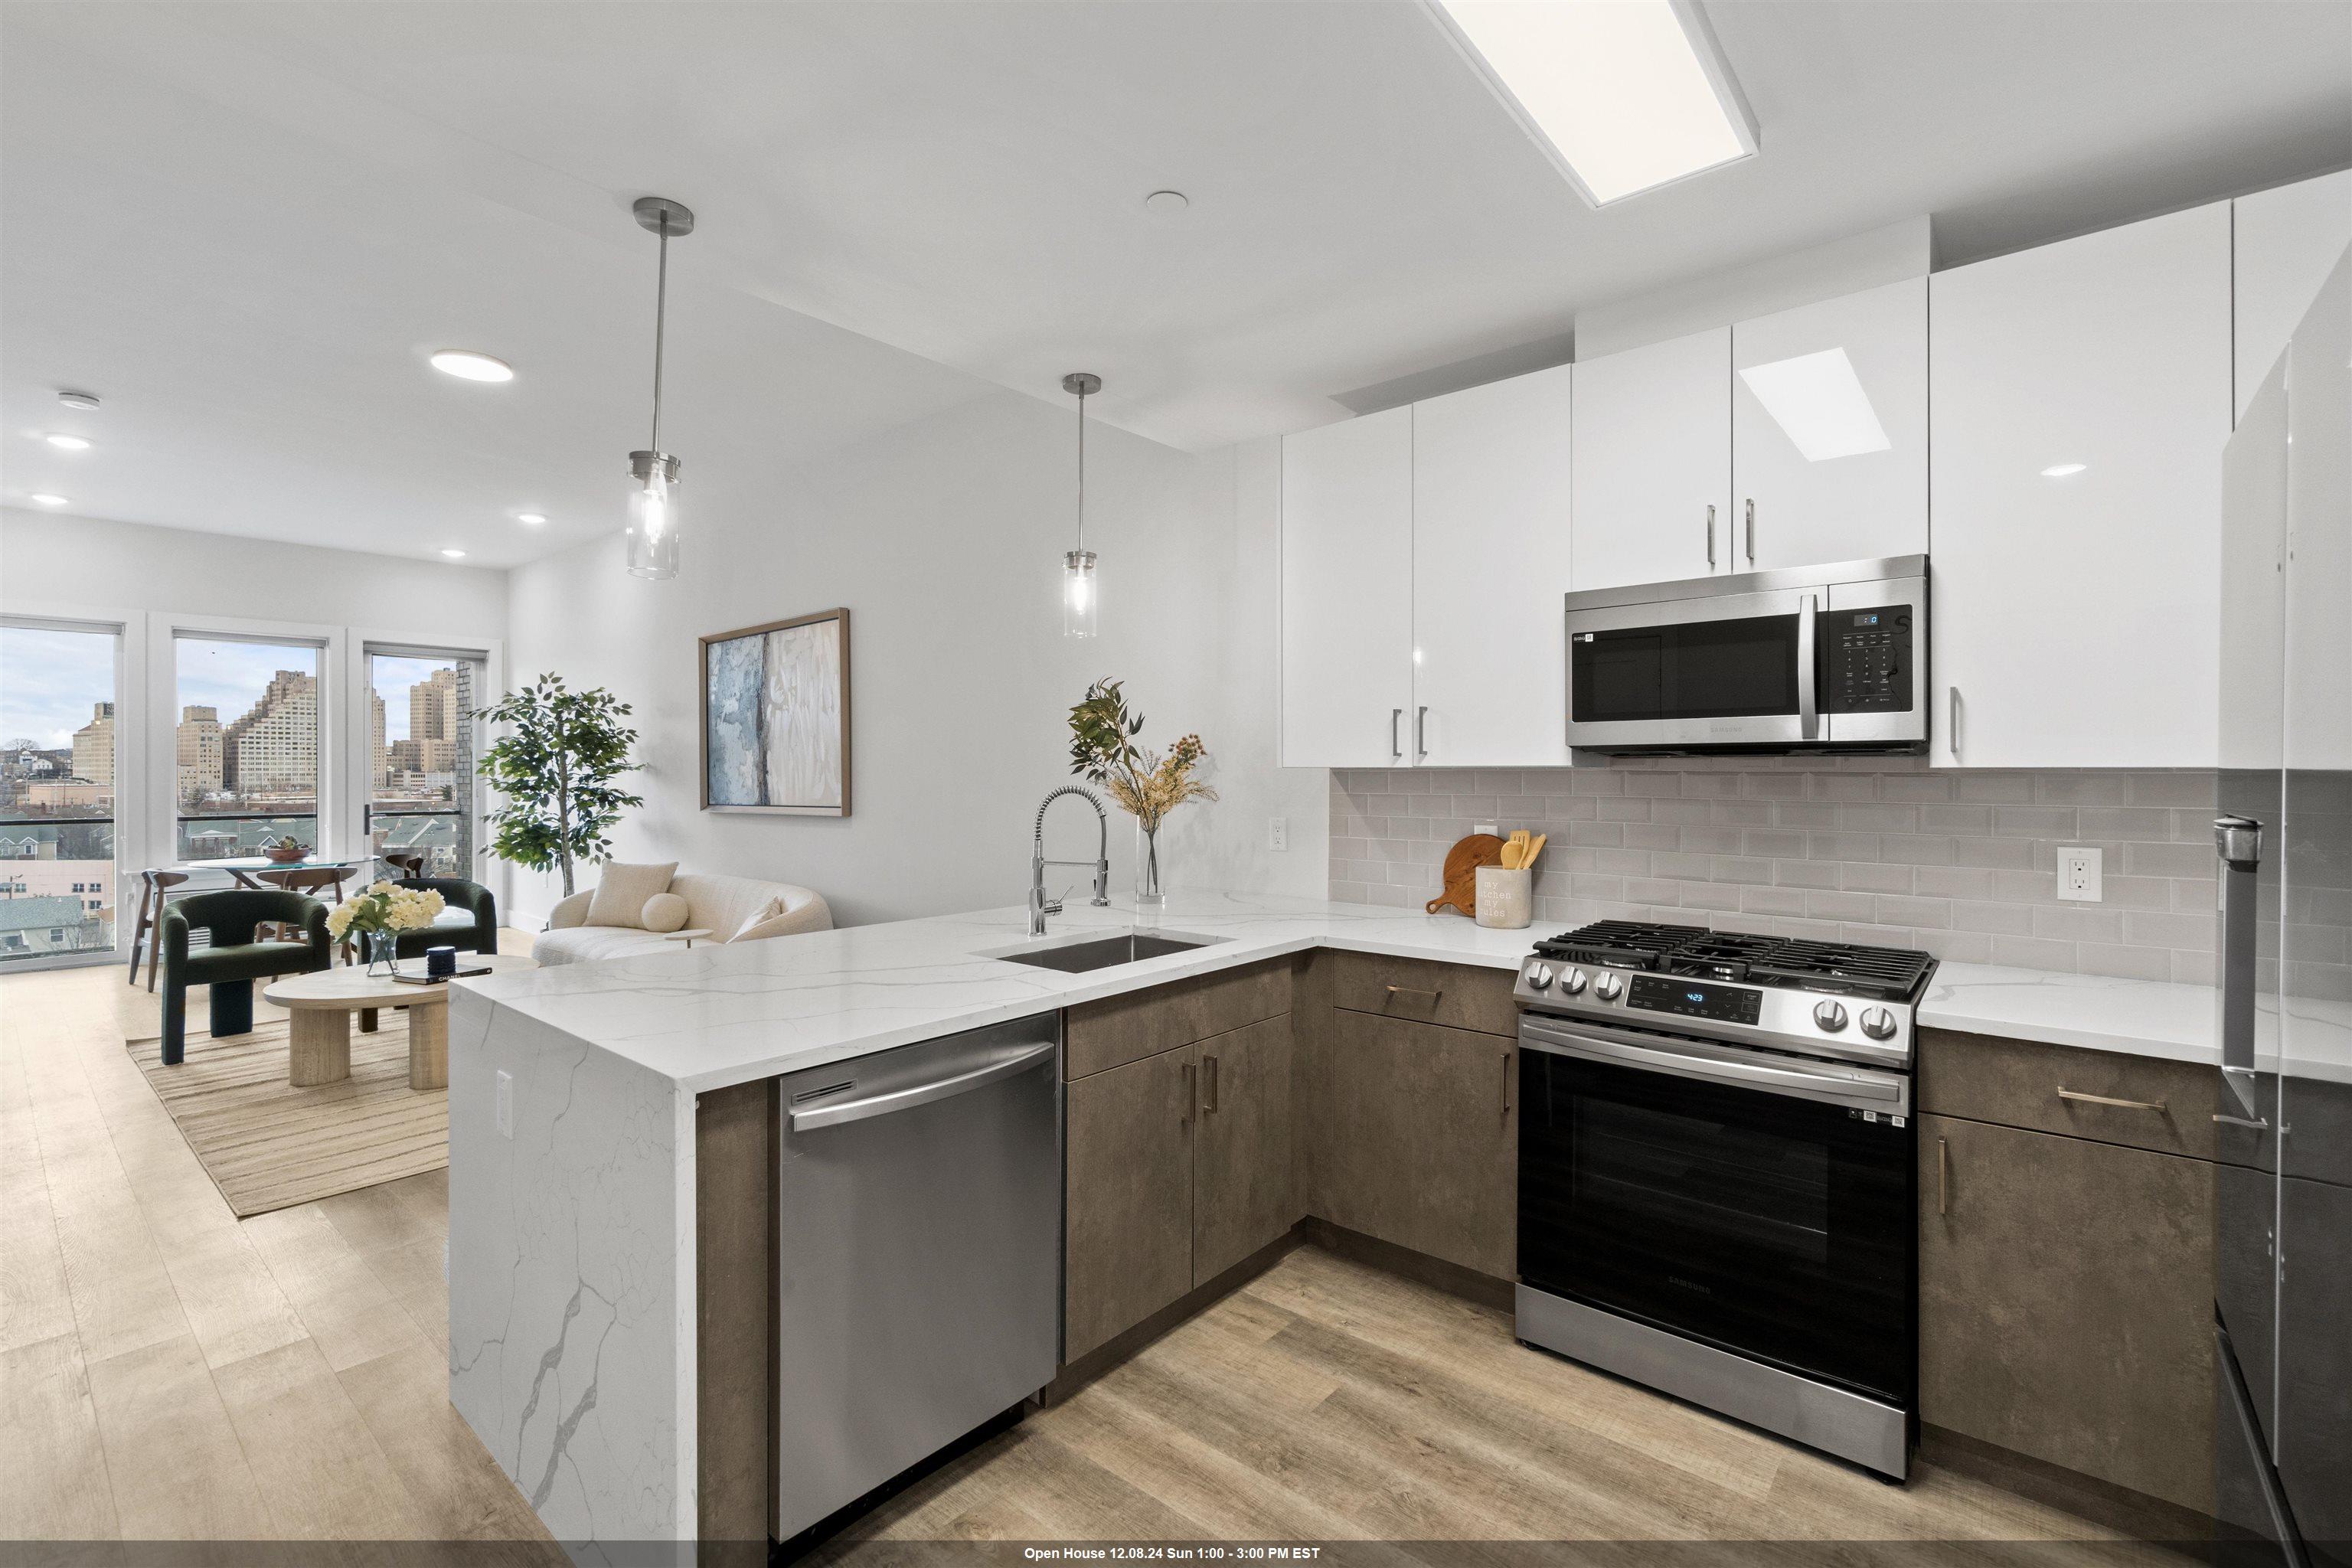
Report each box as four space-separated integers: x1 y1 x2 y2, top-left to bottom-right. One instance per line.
1329 760 2223 985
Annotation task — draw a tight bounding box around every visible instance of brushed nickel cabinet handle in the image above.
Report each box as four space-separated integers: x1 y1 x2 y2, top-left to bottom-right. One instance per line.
1705 505 1717 567
1385 984 1442 1004
1415 706 1429 761
1949 688 1962 763
2058 1086 2168 1114
1500 1050 1512 1119
2213 1112 2272 1130
1181 1060 1195 1124
1203 1054 1220 1114
1937 1137 1949 1217
1390 708 1403 761
1744 498 1756 562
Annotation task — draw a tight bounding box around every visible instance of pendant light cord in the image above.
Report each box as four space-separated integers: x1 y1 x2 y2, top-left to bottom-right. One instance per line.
1075 383 1087 554
650 212 670 454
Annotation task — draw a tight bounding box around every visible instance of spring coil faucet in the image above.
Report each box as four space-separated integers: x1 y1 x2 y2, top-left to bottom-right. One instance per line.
1031 786 1112 936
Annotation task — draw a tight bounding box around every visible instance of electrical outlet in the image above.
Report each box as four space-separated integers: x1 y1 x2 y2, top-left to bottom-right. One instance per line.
1474 822 1499 838
2057 846 2103 903
1269 816 1289 851
496 1070 514 1138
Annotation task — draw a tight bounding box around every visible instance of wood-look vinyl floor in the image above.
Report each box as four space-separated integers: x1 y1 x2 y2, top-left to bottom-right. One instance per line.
8 955 2161 1560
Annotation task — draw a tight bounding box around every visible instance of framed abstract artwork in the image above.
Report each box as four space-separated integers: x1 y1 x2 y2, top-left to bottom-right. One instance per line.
698 608 851 816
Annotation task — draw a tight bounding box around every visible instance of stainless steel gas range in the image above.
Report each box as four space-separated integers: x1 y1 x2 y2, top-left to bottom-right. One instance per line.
1510 920 1936 1480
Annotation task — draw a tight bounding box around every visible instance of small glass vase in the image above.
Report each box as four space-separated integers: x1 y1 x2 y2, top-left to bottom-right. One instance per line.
364 929 398 976
1135 822 1165 926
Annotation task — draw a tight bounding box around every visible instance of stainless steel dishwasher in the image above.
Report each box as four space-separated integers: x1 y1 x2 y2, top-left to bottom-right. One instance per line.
773 1012 1062 1541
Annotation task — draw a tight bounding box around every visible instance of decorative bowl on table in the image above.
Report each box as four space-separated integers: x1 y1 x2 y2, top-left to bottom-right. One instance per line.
265 840 309 864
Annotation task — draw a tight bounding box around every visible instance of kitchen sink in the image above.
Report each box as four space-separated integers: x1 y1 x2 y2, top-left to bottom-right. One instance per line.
987 931 1220 973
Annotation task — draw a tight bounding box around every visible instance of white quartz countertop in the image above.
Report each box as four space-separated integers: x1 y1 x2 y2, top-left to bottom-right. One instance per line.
462 890 2244 1094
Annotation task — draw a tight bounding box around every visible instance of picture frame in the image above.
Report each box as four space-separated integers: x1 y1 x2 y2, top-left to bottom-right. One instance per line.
697 607 851 816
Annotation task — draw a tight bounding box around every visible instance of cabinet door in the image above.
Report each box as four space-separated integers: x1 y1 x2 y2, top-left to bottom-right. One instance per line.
2234 169 2352 424
1570 327 1731 590
1307 1013 1515 1279
1919 1114 2216 1511
1193 1015 1296 1283
1281 407 1413 767
1064 1045 1194 1361
1410 364 1575 766
1733 277 1927 570
1928 201 2230 767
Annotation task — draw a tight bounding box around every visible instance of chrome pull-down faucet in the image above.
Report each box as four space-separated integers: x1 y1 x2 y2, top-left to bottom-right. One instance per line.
1031 786 1111 936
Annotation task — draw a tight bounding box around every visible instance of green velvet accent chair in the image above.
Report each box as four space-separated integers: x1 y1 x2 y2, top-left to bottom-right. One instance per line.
390 877 498 959
159 890 332 1066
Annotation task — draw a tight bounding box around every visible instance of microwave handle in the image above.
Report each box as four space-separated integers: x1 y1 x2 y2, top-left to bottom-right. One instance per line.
1797 593 1819 740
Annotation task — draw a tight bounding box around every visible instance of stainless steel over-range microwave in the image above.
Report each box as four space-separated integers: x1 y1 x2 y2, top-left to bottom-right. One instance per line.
1564 555 1928 755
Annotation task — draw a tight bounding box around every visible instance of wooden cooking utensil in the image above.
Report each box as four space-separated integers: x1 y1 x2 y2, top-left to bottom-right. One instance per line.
1426 833 1505 916
1521 833 1547 872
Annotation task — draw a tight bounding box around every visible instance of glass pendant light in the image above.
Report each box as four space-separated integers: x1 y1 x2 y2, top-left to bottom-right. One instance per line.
626 196 694 581
1061 371 1101 638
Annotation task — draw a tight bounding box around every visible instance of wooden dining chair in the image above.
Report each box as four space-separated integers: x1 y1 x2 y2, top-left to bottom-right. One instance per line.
127 869 191 991
255 866 352 951
381 851 426 881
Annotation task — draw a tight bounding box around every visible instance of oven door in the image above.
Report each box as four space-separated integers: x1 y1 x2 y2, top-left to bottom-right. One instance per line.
1517 1017 1916 1405
1566 586 1818 750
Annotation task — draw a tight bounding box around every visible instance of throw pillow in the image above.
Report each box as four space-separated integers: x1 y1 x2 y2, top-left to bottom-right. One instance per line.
731 902 818 945
641 892 690 933
585 861 678 928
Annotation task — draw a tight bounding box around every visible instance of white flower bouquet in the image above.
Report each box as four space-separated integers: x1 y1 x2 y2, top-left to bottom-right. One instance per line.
328 881 447 968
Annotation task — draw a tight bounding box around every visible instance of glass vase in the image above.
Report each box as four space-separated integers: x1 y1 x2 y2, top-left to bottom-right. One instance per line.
364 929 397 976
1135 822 1165 926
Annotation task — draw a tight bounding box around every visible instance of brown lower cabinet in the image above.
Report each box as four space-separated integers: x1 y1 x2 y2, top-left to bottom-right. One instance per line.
1063 1014 1297 1361
1919 1110 2217 1513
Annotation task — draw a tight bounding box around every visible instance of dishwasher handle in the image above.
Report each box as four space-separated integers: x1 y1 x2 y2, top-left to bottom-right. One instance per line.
789 1040 1058 1132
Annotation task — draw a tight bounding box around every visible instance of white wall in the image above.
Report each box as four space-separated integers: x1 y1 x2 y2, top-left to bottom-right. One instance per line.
504 390 1325 928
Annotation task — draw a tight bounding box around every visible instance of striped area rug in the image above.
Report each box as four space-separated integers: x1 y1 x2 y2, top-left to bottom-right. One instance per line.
125 1014 446 1217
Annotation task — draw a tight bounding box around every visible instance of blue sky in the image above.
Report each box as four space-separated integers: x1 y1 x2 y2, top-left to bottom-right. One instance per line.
0 630 456 749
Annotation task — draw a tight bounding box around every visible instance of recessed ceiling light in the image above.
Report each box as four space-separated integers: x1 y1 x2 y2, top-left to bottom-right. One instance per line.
1738 348 1891 462
57 391 101 411
439 547 468 558
28 494 69 506
2040 463 2087 479
1426 0 1757 207
1143 189 1190 216
430 350 514 383
516 512 547 525
44 433 90 451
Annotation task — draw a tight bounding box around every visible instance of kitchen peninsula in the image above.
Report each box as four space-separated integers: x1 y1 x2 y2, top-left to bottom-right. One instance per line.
443 889 2244 1551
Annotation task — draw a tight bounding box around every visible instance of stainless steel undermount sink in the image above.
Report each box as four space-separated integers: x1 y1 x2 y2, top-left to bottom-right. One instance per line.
987 930 1220 973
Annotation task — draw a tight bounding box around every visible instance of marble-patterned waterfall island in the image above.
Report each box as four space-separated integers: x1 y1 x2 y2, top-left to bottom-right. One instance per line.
442 890 2223 1550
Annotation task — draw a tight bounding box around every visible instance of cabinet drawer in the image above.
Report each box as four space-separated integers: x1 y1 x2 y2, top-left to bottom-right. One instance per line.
1919 1029 2222 1161
1329 952 1517 1038
1066 959 1292 1080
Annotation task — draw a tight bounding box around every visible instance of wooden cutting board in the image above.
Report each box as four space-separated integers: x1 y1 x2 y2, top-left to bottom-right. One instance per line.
1426 833 1505 917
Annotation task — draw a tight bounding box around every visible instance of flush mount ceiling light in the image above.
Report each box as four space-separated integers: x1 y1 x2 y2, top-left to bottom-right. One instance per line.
1143 190 1190 217
517 512 547 525
1426 0 1756 207
44 434 90 451
1060 372 1102 639
28 493 68 506
430 349 514 383
2040 462 2088 479
57 390 101 411
1738 348 1890 462
441 548 468 558
623 196 694 582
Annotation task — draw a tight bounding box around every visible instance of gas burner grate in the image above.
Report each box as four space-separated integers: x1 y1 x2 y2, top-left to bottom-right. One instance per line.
1533 920 1933 1001
1532 920 1710 971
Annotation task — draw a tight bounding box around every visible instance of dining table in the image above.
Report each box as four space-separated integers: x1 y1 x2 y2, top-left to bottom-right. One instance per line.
175 854 372 891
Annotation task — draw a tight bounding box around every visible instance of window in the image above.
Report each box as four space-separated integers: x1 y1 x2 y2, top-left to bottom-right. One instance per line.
175 635 322 863
0 619 120 963
368 648 485 880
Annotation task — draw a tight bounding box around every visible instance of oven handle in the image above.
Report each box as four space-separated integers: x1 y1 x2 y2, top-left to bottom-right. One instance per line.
1520 1016 1904 1109
1797 593 1820 741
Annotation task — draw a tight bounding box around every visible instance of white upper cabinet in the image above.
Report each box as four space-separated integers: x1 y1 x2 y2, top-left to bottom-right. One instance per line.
2284 249 2351 772
1280 406 1413 769
1410 363 1575 768
2234 169 2352 424
1570 327 1731 590
1731 277 1928 570
1929 201 2231 768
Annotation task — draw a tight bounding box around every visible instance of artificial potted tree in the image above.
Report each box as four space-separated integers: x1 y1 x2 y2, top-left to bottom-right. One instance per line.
475 674 645 898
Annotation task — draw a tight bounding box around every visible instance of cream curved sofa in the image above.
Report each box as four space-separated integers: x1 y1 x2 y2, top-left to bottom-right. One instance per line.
534 871 831 966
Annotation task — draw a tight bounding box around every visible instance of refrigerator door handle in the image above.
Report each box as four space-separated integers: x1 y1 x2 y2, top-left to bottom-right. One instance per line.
2214 815 2264 1120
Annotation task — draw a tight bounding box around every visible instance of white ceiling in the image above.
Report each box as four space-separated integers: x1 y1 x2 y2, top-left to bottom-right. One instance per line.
4 1 2347 565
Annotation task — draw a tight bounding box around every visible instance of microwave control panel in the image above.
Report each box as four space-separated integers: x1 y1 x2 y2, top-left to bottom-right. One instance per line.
1821 605 1913 713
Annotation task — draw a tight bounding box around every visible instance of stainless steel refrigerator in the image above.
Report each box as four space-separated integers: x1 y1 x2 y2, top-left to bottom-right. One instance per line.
2214 242 2351 1568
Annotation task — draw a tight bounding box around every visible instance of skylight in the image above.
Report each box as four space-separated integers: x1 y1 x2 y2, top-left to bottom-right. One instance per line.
1428 0 1756 207
1737 348 1892 463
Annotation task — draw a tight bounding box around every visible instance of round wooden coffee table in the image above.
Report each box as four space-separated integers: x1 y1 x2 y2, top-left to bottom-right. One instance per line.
264 956 538 1089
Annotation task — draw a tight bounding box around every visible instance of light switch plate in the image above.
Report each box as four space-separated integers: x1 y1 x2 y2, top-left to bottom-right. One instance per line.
2057 846 2103 903
495 1070 514 1138
1474 822 1499 838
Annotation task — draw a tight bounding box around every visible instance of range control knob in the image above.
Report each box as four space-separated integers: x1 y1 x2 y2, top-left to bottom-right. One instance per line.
1592 972 1625 1002
1528 963 1554 991
1858 1006 1898 1041
1560 968 1589 996
1813 1000 1849 1032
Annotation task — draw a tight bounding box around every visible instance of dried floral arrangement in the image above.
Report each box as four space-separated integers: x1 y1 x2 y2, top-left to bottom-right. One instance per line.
1067 678 1218 832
